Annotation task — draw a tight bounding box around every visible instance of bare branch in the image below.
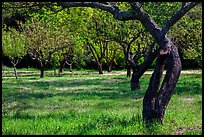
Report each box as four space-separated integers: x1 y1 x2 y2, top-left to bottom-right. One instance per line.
128 31 143 45
58 2 116 15
162 2 199 34
128 2 163 43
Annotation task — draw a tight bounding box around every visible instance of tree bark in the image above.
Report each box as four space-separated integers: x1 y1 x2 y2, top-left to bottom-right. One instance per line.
40 61 45 78
53 66 56 76
11 59 20 80
142 54 166 123
98 62 103 74
40 67 44 78
142 41 182 124
131 46 159 91
107 57 115 72
126 64 131 77
59 59 66 74
13 66 18 80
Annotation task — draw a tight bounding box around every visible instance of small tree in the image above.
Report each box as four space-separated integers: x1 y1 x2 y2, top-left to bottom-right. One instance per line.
2 26 27 79
22 17 71 78
51 46 75 76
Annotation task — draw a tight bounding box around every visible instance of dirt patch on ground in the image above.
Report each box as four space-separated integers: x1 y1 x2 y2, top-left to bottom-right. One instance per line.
172 127 202 135
2 70 201 77
102 70 202 76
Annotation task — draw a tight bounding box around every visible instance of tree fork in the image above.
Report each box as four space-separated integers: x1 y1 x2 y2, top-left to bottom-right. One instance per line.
142 41 182 124
131 43 158 91
154 43 182 123
142 53 166 123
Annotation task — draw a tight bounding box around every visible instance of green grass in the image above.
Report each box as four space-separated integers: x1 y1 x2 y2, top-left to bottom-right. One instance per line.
2 69 202 135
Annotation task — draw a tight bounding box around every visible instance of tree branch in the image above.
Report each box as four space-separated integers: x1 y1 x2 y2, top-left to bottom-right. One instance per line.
128 2 163 43
87 43 100 63
128 31 143 45
46 45 71 63
162 2 199 34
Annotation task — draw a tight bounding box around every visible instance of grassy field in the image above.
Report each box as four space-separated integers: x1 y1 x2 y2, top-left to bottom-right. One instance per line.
2 69 202 135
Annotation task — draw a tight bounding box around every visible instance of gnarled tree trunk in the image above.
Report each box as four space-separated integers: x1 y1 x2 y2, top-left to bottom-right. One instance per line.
143 41 182 123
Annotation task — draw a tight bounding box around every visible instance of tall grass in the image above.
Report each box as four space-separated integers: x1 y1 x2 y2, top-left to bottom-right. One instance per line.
2 70 202 135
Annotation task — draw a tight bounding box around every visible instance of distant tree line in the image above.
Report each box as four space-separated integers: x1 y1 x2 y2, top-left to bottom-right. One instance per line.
2 3 202 72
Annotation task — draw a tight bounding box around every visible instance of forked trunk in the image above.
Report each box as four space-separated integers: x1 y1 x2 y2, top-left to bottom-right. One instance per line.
107 58 114 72
131 47 158 91
142 42 182 124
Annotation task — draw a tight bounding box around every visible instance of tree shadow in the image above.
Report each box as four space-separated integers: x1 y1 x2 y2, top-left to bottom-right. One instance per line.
174 76 201 95
3 74 201 105
3 77 145 102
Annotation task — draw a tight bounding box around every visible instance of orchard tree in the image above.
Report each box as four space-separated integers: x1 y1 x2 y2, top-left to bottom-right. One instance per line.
54 2 199 124
51 45 76 75
2 26 27 79
22 17 71 78
4 2 200 124
104 41 123 72
74 8 110 74
92 5 152 77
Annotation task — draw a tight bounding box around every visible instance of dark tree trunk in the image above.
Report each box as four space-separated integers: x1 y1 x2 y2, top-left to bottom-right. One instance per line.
40 68 44 78
107 64 112 72
142 42 182 124
13 66 18 80
131 47 159 91
40 62 45 78
59 59 66 74
50 62 56 76
107 58 115 72
69 64 72 72
142 54 166 123
53 66 56 76
127 64 131 77
98 63 103 74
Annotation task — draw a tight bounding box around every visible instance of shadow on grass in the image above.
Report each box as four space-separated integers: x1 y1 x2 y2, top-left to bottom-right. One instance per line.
174 74 201 95
3 77 145 102
3 74 201 104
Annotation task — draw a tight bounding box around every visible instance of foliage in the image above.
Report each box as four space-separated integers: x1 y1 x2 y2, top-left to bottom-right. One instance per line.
22 16 71 64
2 2 202 70
142 2 181 28
2 26 27 62
168 4 202 67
